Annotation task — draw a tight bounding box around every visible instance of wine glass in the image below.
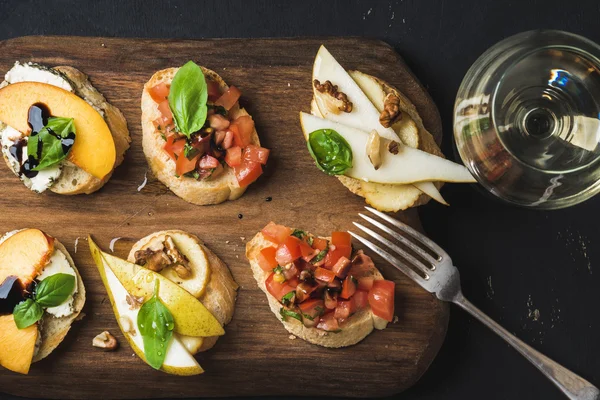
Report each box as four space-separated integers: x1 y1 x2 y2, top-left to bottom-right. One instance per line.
454 30 600 209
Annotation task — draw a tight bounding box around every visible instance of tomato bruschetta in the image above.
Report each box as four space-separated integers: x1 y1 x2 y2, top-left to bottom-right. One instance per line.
246 222 396 347
141 61 269 205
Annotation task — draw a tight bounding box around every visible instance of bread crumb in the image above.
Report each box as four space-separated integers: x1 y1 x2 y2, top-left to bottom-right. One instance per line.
393 316 399 323
240 237 246 241
287 83 291 87
132 353 136 357
101 43 106 47
225 240 230 244
289 335 296 340
236 255 239 258
75 312 86 321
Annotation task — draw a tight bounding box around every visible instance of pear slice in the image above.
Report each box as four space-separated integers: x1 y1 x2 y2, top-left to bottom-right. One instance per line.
312 45 400 142
92 244 203 375
89 237 224 338
413 181 448 206
300 112 476 184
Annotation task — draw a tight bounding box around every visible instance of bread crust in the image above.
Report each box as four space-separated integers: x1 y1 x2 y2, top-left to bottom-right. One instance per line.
246 232 383 348
141 67 260 206
32 238 86 362
127 230 238 352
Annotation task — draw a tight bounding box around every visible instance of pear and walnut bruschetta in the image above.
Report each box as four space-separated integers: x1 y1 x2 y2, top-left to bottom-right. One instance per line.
0 228 85 375
141 61 270 206
246 222 396 348
0 61 130 195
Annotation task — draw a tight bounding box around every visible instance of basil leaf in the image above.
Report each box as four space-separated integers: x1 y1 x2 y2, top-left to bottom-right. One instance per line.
307 129 353 175
207 104 227 116
138 280 175 370
168 61 208 137
273 266 283 274
307 236 314 246
311 243 329 264
27 117 76 171
281 291 295 306
280 307 302 322
35 273 76 307
13 299 43 329
290 229 307 239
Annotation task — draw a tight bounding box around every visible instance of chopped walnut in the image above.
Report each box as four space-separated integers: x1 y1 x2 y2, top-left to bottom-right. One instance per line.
134 248 171 272
93 331 118 351
163 235 192 279
125 294 144 310
387 140 400 155
379 93 402 128
313 79 353 113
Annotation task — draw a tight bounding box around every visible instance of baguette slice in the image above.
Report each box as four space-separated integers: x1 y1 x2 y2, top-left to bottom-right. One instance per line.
141 68 260 205
0 66 131 195
246 231 385 348
312 70 444 211
128 230 238 353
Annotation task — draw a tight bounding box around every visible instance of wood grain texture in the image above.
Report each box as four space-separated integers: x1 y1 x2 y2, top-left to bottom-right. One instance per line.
0 36 448 399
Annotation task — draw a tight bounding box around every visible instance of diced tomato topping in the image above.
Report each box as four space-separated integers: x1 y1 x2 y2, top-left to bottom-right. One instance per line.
198 155 220 169
157 100 173 126
224 146 242 167
357 277 374 291
207 80 221 102
149 83 170 103
265 273 296 302
163 135 186 161
297 239 314 258
298 299 324 320
261 222 293 244
312 237 328 251
317 312 340 332
368 280 395 322
243 145 269 165
331 232 352 247
275 236 302 265
314 267 336 283
175 151 201 176
334 300 356 320
323 245 352 269
324 290 338 309
230 116 254 147
353 290 369 309
281 262 299 281
257 247 278 272
331 256 351 279
340 276 357 299
214 85 241 110
234 160 262 187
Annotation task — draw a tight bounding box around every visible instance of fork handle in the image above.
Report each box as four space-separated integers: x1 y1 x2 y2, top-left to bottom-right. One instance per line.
453 292 599 400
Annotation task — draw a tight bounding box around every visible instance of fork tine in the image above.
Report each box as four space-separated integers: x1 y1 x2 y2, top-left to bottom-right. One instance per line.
349 231 429 289
358 213 439 267
353 222 431 277
365 206 446 259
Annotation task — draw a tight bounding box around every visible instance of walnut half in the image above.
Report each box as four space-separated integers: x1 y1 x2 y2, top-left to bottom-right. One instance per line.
93 331 118 351
379 93 402 128
313 79 353 113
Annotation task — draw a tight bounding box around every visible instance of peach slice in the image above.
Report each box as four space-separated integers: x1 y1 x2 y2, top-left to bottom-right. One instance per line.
0 82 116 179
0 229 54 286
0 314 38 374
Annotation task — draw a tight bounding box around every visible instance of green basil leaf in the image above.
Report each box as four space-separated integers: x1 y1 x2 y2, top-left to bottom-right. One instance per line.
311 243 329 263
281 291 295 306
290 229 307 239
207 104 227 116
27 117 76 171
13 299 43 329
307 129 353 175
280 307 302 322
138 280 175 370
273 266 283 274
168 61 208 137
35 273 76 307
307 236 314 246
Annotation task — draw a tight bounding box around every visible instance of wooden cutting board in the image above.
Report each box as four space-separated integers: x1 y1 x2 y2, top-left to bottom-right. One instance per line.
0 36 448 399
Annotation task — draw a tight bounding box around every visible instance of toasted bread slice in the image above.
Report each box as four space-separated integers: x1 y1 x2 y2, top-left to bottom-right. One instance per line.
246 232 385 348
0 65 130 195
141 68 260 205
310 71 444 211
0 229 86 364
128 230 238 353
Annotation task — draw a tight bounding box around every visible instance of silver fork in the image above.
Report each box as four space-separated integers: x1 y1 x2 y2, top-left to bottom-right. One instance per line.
351 206 600 400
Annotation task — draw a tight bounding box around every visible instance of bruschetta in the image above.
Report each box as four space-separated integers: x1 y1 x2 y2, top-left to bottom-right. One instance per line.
141 61 270 205
246 222 395 348
0 228 86 374
0 61 130 194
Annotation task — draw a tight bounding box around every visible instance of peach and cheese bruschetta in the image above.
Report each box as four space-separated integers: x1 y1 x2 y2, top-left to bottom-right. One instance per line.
0 228 85 375
141 61 270 205
0 61 130 194
246 222 395 348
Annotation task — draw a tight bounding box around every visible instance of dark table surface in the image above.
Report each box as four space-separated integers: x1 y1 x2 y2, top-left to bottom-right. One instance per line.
1 0 600 399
